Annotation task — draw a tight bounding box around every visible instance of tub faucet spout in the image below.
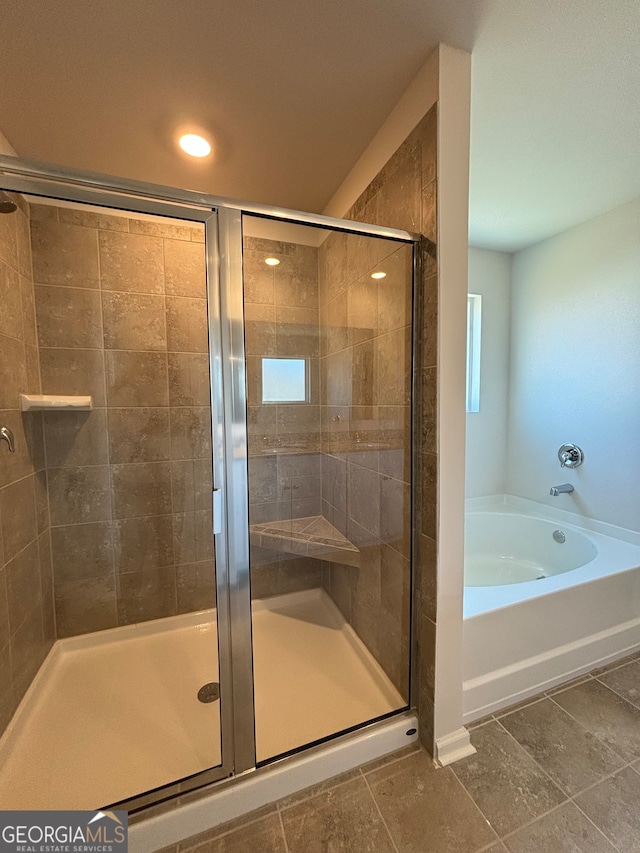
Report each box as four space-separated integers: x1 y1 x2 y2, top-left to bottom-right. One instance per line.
550 483 574 496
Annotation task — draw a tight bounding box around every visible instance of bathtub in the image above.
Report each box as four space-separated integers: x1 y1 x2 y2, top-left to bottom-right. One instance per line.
463 495 640 722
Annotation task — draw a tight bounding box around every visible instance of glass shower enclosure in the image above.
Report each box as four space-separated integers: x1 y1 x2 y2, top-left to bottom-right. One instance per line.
0 158 416 815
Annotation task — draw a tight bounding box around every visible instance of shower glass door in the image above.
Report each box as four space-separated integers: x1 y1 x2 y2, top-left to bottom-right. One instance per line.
0 156 418 819
0 174 231 812
240 214 414 763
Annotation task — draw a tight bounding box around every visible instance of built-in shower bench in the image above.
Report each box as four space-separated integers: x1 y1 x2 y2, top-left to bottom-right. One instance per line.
249 515 360 567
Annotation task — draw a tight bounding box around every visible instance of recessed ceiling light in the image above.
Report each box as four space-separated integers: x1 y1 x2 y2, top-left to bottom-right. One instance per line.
265 257 280 266
178 133 211 158
371 271 387 279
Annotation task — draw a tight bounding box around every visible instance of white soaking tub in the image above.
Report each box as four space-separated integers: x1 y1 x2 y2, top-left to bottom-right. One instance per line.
463 496 640 722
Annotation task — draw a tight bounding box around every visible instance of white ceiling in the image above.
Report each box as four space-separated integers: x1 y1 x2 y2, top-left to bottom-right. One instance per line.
0 1 638 253
470 0 640 251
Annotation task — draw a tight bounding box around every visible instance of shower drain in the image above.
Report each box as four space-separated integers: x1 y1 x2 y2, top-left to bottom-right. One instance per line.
198 682 220 703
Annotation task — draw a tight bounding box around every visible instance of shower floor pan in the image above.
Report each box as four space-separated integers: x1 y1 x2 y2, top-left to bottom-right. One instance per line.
0 588 402 811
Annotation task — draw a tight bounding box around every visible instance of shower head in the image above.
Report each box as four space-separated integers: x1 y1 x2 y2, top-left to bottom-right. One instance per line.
0 191 17 214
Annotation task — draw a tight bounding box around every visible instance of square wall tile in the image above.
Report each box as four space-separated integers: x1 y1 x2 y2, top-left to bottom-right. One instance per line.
31 219 99 287
48 466 111 525
164 239 206 297
105 351 169 407
39 348 106 406
0 476 38 563
102 291 166 351
98 230 163 294
111 462 172 519
35 285 102 349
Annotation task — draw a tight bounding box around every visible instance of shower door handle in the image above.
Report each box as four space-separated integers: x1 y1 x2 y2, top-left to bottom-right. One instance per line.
212 488 223 535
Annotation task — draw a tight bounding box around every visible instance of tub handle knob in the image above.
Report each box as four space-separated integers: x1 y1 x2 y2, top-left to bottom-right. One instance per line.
558 443 584 469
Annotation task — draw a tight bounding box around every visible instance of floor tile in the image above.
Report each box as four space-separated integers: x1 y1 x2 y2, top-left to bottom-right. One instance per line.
499 697 624 795
451 721 566 837
367 749 497 852
575 766 640 852
551 679 640 759
280 776 396 853
596 660 640 708
503 802 616 852
186 813 287 853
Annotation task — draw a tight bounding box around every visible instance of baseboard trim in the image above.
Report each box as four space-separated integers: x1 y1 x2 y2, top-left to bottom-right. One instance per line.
463 618 640 723
435 727 476 766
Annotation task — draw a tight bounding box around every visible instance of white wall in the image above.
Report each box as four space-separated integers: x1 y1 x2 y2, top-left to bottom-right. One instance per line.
506 196 640 531
466 248 511 498
432 44 472 759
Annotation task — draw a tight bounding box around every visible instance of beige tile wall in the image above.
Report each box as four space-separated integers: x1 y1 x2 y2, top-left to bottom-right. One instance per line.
243 230 414 703
0 193 55 737
343 106 438 751
243 236 323 597
30 204 216 637
318 233 414 699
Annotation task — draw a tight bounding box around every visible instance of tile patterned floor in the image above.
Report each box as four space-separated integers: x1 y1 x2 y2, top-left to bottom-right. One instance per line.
153 651 640 853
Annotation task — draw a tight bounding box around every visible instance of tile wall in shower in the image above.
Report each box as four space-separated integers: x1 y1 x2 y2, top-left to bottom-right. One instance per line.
243 236 324 598
318 232 413 697
0 193 55 736
343 105 438 746
30 204 216 637
244 227 414 700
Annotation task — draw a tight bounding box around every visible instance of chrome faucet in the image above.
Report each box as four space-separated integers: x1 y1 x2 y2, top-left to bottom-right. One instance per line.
550 483 574 496
0 426 15 452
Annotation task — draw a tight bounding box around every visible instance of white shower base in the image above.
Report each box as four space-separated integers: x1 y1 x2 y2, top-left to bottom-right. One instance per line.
0 588 402 811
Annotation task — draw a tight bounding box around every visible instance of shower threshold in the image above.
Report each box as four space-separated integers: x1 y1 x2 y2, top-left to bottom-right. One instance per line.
0 588 402 811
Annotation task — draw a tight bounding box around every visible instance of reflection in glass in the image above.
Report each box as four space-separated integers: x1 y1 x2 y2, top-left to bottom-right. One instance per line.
243 216 414 762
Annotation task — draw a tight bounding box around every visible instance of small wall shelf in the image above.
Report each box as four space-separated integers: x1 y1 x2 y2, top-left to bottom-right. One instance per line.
20 394 93 412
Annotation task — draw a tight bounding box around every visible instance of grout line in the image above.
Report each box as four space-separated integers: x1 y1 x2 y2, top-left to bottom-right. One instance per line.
571 799 625 853
492 713 639 845
564 759 638 801
361 770 400 853
494 717 574 799
277 808 291 853
496 801 580 847
547 684 640 753
447 767 502 849
593 673 640 710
